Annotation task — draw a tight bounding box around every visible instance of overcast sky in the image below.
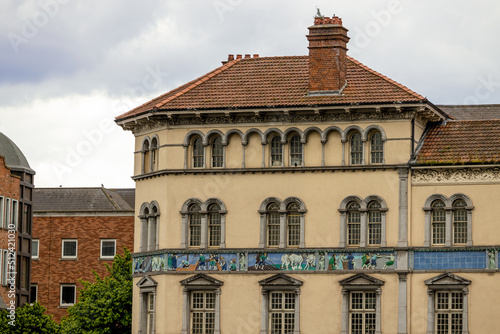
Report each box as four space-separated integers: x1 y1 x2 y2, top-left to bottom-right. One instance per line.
1 0 499 188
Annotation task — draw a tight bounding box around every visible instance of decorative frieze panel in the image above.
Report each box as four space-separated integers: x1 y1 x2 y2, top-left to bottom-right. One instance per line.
410 249 497 270
412 168 500 184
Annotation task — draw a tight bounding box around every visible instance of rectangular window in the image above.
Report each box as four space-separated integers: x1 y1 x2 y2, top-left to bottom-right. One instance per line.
11 199 18 230
350 291 376 334
287 212 300 247
0 196 4 228
348 212 361 246
32 239 39 259
30 284 38 303
60 284 76 306
208 214 221 247
270 137 283 167
368 211 382 246
100 239 116 259
62 239 77 259
269 291 295 334
191 291 215 334
435 291 463 334
267 212 280 247
432 209 446 245
453 210 467 245
21 257 29 290
4 198 10 230
2 250 7 285
147 293 155 334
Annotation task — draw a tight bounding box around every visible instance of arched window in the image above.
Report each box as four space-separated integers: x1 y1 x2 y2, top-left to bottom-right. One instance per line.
367 201 382 246
350 132 363 165
211 137 223 168
267 202 280 247
370 131 383 164
270 136 282 167
431 200 446 245
208 204 221 247
188 204 201 247
347 202 361 246
452 199 467 245
287 202 300 247
151 137 158 172
142 139 150 173
192 137 204 168
289 135 302 167
139 202 160 252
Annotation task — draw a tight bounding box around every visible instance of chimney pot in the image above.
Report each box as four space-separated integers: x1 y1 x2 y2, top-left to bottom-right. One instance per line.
244 54 251 59
307 16 349 94
236 54 242 59
228 54 234 61
253 54 259 58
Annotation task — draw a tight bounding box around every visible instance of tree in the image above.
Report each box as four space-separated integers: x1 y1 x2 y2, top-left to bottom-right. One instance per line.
60 248 132 334
0 302 59 333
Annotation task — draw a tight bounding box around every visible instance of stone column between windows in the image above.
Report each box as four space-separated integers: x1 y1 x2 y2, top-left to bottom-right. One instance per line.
426 290 434 334
340 289 348 334
294 288 301 334
339 210 346 247
155 216 159 250
375 288 382 334
180 213 188 249
462 288 469 334
220 213 227 249
423 209 431 247
381 209 387 247
359 209 367 248
261 144 266 168
183 145 188 169
241 144 246 168
141 151 146 174
321 141 325 167
398 168 409 247
281 142 285 167
147 216 156 252
361 138 367 165
149 149 154 173
181 288 189 334
151 291 156 334
260 290 269 334
214 288 221 334
222 143 227 168
258 211 266 248
445 208 452 247
200 211 208 249
140 216 148 252
301 141 305 167
279 211 287 249
138 292 146 334
341 140 346 166
397 273 407 334
202 143 207 169
466 209 473 246
299 212 306 248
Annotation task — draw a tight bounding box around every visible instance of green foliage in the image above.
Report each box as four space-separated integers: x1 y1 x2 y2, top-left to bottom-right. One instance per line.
0 302 59 333
60 248 132 334
315 8 324 19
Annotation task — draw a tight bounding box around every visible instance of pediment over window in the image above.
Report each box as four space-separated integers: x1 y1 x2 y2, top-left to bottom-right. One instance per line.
424 273 471 287
339 273 384 287
137 275 157 290
180 273 224 287
259 273 303 287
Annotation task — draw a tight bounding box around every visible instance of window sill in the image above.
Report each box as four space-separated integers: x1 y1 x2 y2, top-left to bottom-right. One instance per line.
59 305 73 309
31 258 39 261
99 257 115 261
60 258 78 261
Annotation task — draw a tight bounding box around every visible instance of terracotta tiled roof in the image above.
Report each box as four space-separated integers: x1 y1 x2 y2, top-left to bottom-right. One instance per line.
416 120 500 164
116 55 425 120
438 105 500 121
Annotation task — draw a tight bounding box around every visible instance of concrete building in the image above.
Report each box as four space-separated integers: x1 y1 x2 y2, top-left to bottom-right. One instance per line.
116 16 500 334
31 187 134 321
0 132 35 309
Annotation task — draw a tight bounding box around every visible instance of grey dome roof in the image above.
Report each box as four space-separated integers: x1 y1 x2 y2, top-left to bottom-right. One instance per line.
0 132 35 174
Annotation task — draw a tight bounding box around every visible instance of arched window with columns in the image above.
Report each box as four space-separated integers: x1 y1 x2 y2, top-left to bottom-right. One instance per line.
181 199 227 249
289 134 303 167
188 203 202 247
150 136 159 172
211 136 223 168
139 202 160 252
349 132 363 165
192 136 204 168
141 138 150 174
270 135 283 167
369 130 383 164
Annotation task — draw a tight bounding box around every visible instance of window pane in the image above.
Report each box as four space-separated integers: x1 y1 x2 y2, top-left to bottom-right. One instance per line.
270 136 282 166
211 137 223 168
287 211 300 247
432 201 446 245
30 285 37 303
208 204 221 247
436 292 449 310
370 131 383 164
451 313 463 333
348 209 361 245
268 211 280 247
193 137 204 168
192 312 203 334
270 313 282 334
436 313 449 334
271 292 283 310
189 205 201 247
61 286 75 304
63 241 77 257
284 293 295 310
284 313 295 333
453 208 467 244
351 292 363 310
350 133 363 164
290 134 302 166
368 208 382 245
101 240 115 257
351 313 363 334
32 240 39 258
365 292 376 310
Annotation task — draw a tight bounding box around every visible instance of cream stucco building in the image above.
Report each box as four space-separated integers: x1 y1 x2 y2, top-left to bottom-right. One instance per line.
116 15 500 334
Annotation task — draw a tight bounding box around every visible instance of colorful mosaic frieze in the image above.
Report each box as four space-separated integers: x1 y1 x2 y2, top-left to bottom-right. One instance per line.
132 250 397 274
412 250 489 270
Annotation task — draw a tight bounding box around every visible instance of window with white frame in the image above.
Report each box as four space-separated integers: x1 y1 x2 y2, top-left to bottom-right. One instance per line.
367 201 382 246
147 292 155 334
189 204 202 247
266 202 280 247
150 136 158 172
11 199 18 230
270 135 283 167
62 239 77 259
0 196 4 228
289 134 302 167
425 273 470 334
60 284 76 306
350 132 363 165
370 131 384 164
347 202 361 246
4 198 10 230
431 200 446 245
142 139 151 174
192 136 204 168
181 199 226 250
452 199 467 245
100 239 116 259
2 249 7 285
137 276 157 334
259 274 302 334
287 203 300 247
32 239 39 259
211 136 223 168
30 284 38 304
208 204 221 247
180 274 223 334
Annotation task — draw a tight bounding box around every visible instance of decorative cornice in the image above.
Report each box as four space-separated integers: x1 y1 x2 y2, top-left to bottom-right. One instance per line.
412 167 500 184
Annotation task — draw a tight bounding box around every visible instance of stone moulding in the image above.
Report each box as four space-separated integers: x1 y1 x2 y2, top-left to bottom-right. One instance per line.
412 167 500 184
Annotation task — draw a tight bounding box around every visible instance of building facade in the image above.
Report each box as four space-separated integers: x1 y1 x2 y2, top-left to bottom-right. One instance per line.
0 132 35 309
31 187 135 321
116 16 500 334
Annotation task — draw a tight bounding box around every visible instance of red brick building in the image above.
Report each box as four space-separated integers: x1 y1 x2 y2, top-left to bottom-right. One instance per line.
0 132 35 310
32 187 134 321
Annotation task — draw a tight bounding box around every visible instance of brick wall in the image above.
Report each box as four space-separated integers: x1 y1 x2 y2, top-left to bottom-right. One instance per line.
0 156 20 308
32 215 134 321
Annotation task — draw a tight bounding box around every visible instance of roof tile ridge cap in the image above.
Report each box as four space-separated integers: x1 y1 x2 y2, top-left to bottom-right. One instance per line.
347 55 425 100
153 58 244 109
101 188 121 210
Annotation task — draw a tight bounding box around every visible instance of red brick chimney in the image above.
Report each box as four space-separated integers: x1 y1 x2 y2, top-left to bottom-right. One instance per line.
307 16 349 95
